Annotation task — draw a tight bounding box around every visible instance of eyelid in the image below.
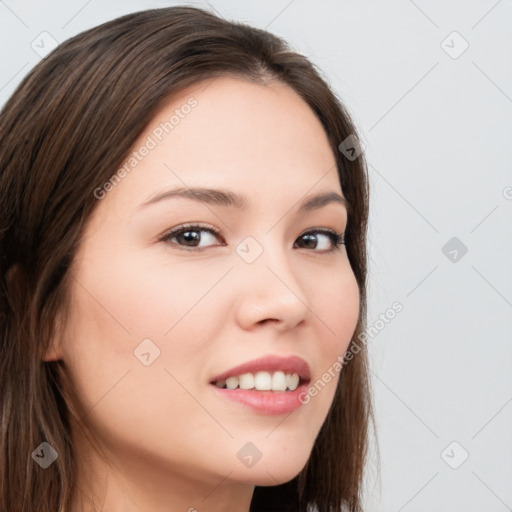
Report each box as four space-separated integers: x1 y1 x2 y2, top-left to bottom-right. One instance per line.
159 222 224 246
158 223 345 252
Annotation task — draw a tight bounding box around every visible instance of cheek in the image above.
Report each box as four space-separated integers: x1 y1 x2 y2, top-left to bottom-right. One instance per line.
60 262 216 450
73 244 229 339
312 264 360 354
62 250 229 398
322 271 360 374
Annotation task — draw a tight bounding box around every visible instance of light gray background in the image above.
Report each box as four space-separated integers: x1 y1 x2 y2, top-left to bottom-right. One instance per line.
1 1 511 510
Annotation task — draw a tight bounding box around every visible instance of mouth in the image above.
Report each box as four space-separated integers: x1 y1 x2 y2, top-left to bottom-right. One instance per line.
209 354 311 389
208 355 311 415
210 371 309 392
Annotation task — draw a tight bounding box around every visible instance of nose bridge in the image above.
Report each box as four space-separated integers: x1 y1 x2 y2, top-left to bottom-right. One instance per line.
233 231 309 328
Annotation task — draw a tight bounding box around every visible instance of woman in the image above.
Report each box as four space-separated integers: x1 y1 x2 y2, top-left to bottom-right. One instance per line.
0 6 374 512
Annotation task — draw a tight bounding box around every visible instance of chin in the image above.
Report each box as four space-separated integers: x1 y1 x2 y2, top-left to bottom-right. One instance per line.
232 448 311 486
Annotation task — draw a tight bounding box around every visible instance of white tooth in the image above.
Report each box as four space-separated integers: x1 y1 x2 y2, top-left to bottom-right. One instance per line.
238 373 255 390
288 373 300 391
271 371 287 391
215 379 226 388
254 371 272 390
225 376 239 390
285 374 291 387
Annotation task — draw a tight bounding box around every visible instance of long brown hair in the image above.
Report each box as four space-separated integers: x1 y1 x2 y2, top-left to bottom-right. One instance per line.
0 6 374 511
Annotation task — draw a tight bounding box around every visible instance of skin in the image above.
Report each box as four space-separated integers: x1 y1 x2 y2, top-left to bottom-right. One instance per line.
46 76 360 512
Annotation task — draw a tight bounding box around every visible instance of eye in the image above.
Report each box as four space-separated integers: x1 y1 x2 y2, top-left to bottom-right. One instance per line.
159 224 345 252
160 223 225 249
294 229 345 252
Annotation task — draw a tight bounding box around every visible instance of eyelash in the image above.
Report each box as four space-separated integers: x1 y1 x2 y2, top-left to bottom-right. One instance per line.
159 223 346 253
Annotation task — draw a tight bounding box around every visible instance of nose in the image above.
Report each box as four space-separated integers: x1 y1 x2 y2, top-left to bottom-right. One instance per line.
233 239 310 332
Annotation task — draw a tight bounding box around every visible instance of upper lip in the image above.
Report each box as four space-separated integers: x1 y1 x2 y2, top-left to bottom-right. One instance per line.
210 355 311 384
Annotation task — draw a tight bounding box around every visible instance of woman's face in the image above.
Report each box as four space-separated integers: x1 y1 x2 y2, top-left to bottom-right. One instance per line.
53 76 360 504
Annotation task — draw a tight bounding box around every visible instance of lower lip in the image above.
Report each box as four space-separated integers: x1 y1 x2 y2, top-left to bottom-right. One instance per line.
210 382 309 415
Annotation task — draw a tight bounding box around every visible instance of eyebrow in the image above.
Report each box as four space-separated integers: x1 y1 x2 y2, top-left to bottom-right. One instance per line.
138 186 350 215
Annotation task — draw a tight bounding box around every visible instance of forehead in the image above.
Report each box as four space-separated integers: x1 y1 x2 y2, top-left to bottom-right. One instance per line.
104 76 341 211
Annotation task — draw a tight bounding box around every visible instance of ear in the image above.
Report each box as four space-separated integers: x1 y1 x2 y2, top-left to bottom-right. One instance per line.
7 262 66 362
42 342 62 362
43 306 66 362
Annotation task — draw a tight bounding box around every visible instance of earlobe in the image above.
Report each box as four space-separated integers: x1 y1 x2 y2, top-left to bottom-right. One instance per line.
7 263 65 362
5 263 27 317
42 344 61 362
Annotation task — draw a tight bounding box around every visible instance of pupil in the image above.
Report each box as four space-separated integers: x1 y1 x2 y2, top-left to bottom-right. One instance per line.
179 231 199 246
302 234 316 248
